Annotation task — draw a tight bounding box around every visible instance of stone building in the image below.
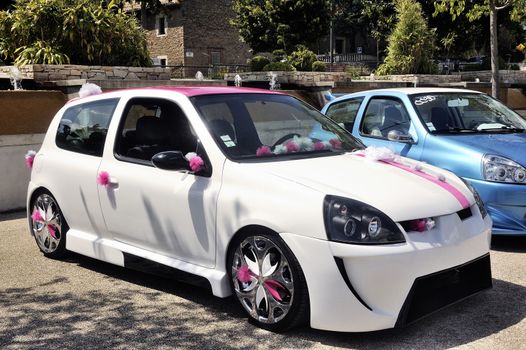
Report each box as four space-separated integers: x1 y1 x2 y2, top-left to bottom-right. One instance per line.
130 0 251 75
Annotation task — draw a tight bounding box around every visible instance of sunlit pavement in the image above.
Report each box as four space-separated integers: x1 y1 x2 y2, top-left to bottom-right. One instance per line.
0 211 525 349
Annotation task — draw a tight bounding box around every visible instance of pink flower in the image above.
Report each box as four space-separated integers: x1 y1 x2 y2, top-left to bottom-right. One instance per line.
329 138 342 149
47 224 58 239
256 145 272 157
25 150 36 169
31 210 43 222
314 141 326 151
97 171 110 187
410 219 427 232
264 279 284 301
285 141 300 153
237 265 252 283
189 156 204 173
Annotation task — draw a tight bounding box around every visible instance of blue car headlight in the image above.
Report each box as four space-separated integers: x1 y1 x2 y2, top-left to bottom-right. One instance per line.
323 195 406 244
483 154 526 184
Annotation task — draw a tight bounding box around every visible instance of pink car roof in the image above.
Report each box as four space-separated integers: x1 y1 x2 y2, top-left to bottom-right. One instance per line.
147 86 284 97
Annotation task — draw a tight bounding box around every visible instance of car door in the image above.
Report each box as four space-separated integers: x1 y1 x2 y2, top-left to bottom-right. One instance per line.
354 96 423 158
97 95 219 268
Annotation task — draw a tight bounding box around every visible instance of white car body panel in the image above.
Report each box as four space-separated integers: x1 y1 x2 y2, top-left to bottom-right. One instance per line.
27 87 492 332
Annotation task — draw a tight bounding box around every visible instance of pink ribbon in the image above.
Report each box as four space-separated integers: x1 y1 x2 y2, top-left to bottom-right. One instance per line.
354 153 470 209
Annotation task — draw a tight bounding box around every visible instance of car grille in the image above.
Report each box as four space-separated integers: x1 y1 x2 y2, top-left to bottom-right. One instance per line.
395 253 492 327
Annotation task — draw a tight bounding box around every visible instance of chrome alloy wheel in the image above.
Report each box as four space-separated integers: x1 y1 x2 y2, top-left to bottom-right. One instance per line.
231 236 294 324
31 194 63 254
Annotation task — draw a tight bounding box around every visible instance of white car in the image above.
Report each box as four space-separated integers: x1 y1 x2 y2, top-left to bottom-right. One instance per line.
27 86 492 332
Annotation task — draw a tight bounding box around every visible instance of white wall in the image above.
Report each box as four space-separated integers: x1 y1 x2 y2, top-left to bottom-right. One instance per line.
0 134 44 212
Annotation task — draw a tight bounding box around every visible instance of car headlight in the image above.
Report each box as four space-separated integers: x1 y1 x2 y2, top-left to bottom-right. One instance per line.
483 154 526 184
460 178 488 218
323 195 406 244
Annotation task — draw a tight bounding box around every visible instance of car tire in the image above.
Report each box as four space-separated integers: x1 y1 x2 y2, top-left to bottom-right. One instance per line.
29 191 68 259
228 231 309 332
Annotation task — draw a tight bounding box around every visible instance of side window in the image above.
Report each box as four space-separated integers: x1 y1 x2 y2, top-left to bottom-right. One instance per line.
325 97 364 132
360 98 411 139
56 98 119 157
115 98 198 163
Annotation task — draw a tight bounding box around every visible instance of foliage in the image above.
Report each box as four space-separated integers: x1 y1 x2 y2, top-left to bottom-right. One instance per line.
15 40 70 66
250 55 270 72
312 61 326 72
271 49 287 63
231 0 331 53
263 62 295 72
376 0 437 75
288 45 318 71
0 0 150 66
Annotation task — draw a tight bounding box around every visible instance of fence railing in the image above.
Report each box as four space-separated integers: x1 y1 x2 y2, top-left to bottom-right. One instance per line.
317 53 377 63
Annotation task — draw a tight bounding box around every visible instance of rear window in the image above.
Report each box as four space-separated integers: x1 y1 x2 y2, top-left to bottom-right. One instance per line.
56 98 119 156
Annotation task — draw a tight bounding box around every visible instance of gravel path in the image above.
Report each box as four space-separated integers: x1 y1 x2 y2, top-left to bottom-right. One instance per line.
1 211 524 350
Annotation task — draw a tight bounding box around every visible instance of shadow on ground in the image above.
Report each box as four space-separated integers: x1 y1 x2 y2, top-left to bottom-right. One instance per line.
491 235 526 253
1 251 524 349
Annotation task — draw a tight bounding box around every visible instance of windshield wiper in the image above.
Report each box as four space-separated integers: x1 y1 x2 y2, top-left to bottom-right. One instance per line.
474 127 525 133
432 128 477 134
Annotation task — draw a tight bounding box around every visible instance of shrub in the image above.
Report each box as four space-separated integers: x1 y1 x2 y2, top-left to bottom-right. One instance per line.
272 49 287 62
0 0 150 66
289 45 317 71
510 63 520 70
263 61 295 71
312 61 326 72
250 55 270 71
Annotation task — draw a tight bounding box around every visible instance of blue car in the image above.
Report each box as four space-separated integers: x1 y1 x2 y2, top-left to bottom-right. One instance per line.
320 88 526 235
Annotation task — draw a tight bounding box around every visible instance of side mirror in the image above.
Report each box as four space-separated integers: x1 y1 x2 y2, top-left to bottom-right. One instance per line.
152 151 191 171
387 130 415 143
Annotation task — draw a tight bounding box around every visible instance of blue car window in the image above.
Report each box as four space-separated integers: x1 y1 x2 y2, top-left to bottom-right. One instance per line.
360 97 411 140
325 97 364 132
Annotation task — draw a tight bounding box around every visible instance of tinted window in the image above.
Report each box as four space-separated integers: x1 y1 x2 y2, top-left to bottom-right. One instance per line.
325 97 364 132
360 98 411 139
56 98 119 156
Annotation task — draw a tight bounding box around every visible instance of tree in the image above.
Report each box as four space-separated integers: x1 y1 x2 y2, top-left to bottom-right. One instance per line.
359 1 396 66
231 0 331 53
434 0 526 99
376 0 437 75
0 0 151 66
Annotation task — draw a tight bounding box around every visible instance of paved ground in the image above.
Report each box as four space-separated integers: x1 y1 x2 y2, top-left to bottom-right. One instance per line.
0 211 525 350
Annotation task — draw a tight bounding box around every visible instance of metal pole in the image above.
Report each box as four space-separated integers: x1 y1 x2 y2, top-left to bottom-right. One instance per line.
329 1 334 72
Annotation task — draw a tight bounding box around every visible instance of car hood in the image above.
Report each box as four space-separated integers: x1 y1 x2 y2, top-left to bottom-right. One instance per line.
257 153 473 221
437 133 526 166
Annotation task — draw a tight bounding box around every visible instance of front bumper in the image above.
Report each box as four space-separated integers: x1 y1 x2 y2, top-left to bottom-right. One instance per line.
468 178 526 235
280 206 492 332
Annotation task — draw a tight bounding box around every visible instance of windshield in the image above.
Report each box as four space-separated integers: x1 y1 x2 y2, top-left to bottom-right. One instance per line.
191 93 364 160
410 92 526 134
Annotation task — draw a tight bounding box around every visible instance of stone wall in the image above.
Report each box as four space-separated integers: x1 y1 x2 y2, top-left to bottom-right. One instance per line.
0 65 172 85
369 74 462 84
225 71 352 87
458 70 526 83
143 0 251 69
143 5 185 66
